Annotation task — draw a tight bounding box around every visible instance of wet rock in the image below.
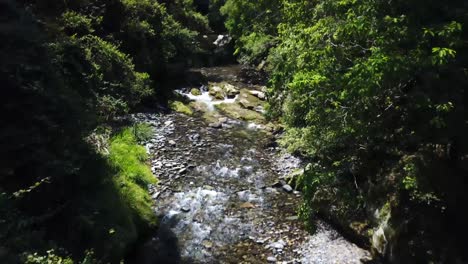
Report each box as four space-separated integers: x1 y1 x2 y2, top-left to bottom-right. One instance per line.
202 240 213 249
223 83 240 98
168 140 176 146
286 216 299 221
272 180 287 188
282 184 293 193
270 240 285 250
240 202 256 209
209 122 222 129
209 85 225 100
191 88 202 96
267 256 277 262
238 98 256 110
250 90 266 100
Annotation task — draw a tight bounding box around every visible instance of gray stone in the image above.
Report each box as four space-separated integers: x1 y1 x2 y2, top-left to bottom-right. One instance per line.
286 215 299 221
267 256 277 262
208 122 222 129
282 184 293 193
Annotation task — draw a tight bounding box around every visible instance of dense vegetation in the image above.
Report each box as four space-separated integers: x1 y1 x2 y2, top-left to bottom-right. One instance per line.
223 0 468 262
0 0 212 262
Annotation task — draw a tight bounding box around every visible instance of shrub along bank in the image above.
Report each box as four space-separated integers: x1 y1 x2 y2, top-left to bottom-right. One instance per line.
222 0 468 262
0 0 211 262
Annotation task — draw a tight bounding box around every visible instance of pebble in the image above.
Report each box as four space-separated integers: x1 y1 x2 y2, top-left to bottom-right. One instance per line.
282 184 293 193
209 122 222 128
267 256 277 262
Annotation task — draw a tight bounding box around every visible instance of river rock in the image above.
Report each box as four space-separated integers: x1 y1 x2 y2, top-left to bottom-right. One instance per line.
190 88 202 96
209 122 222 129
168 140 176 146
181 206 191 213
270 240 285 250
250 90 266 100
238 98 255 110
267 256 277 262
282 184 293 193
209 85 225 100
272 180 287 188
223 83 240 98
240 202 255 209
202 240 213 249
286 215 299 221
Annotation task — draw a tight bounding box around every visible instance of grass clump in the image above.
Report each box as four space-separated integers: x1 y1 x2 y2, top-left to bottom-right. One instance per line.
109 128 157 226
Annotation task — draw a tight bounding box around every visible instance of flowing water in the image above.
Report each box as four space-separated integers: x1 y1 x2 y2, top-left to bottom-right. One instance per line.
130 66 371 264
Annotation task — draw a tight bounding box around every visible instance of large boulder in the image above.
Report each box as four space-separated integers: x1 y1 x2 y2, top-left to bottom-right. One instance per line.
237 89 261 110
208 85 225 100
250 90 266 100
222 83 240 99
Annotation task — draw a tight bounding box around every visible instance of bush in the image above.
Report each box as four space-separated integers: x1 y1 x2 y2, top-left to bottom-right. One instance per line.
49 34 153 120
224 0 468 262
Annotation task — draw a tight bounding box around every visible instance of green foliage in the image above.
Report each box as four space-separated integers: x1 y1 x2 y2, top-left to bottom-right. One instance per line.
25 250 74 264
225 0 468 261
237 32 274 64
0 0 205 261
61 11 97 36
208 0 227 32
49 34 153 120
221 0 282 63
118 0 200 75
108 127 157 228
132 123 155 142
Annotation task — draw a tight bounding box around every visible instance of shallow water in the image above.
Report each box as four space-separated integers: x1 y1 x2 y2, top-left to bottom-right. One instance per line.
177 90 238 111
131 66 371 264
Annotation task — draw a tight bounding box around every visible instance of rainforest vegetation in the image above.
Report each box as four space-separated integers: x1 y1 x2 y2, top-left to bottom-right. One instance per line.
221 0 468 262
1 0 468 263
1 0 214 262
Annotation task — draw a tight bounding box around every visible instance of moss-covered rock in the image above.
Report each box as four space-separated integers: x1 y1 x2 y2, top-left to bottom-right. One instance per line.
170 101 193 116
237 89 262 110
208 85 225 100
189 101 209 113
215 103 265 123
222 83 240 98
190 88 202 96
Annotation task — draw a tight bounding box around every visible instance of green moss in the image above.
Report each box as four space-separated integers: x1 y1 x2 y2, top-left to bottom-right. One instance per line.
190 88 202 96
215 103 265 123
189 101 209 113
237 89 262 110
170 101 194 116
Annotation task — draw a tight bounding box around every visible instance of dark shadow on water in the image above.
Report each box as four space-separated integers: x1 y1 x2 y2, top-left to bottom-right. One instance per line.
126 215 193 264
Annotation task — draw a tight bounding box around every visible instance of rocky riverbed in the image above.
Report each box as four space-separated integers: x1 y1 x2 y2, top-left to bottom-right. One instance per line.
130 66 372 264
